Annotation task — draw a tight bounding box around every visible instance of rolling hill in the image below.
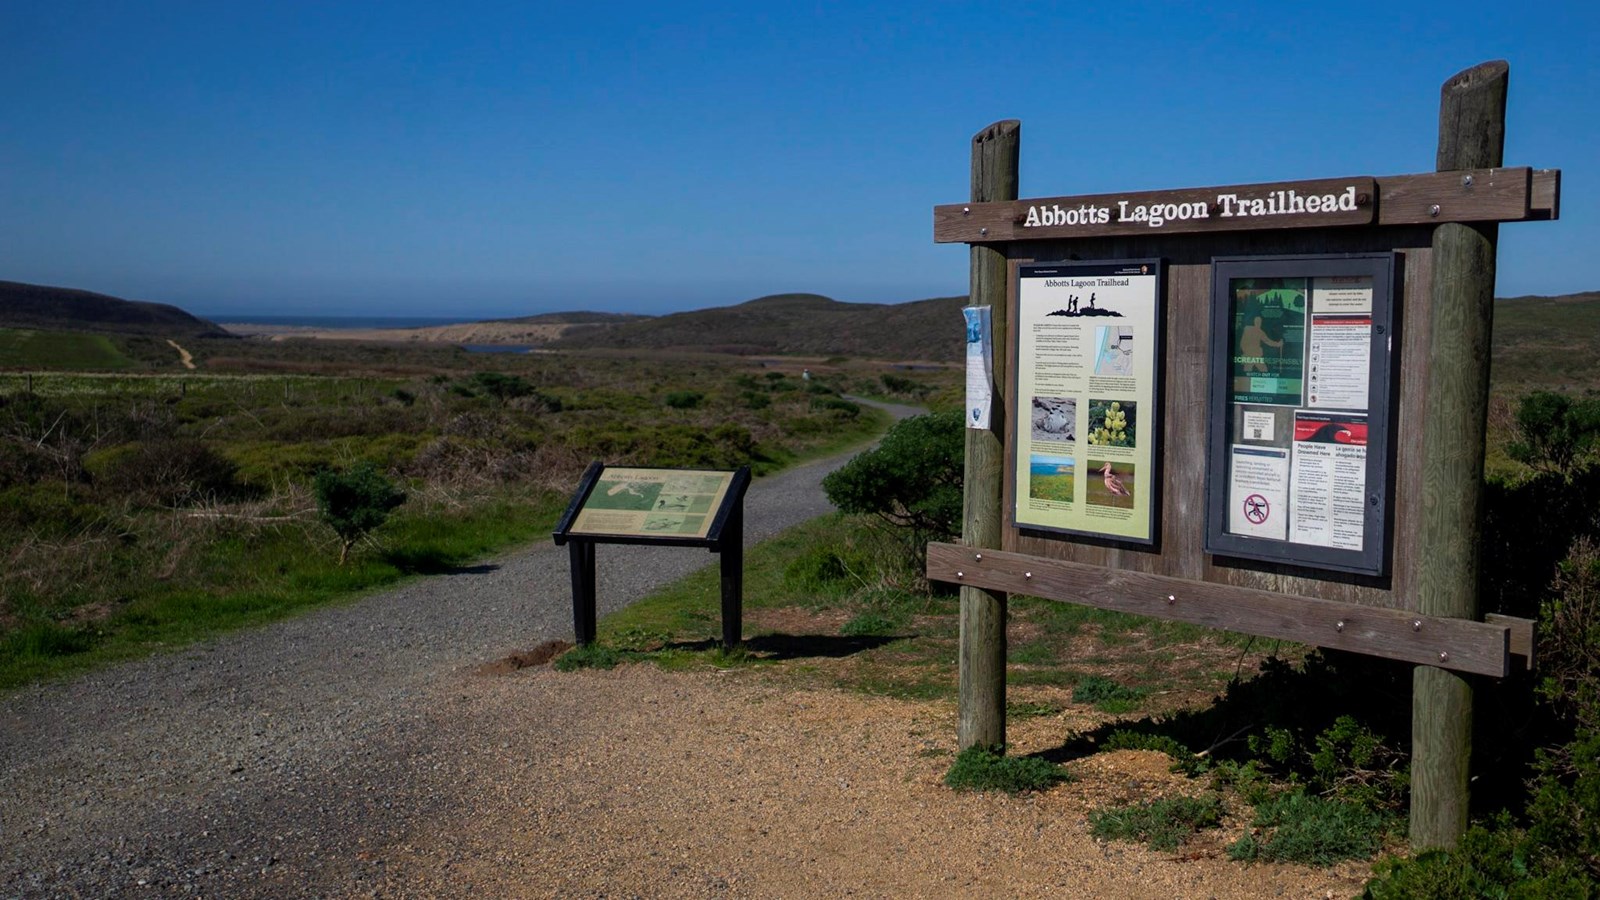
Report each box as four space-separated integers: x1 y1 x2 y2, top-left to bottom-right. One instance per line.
0 281 227 337
547 292 968 361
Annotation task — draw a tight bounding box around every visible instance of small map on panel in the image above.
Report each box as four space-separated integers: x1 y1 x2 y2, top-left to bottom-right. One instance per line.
1094 326 1136 376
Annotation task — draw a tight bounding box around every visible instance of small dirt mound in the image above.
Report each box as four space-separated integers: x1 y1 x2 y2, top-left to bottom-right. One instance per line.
475 640 572 676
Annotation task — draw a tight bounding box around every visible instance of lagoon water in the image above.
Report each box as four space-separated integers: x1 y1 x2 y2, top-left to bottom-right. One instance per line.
1031 461 1073 477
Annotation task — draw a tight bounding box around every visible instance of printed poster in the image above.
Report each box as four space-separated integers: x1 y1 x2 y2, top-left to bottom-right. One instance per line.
1229 277 1306 406
1306 275 1373 411
1227 446 1289 540
1288 412 1368 550
1014 261 1160 542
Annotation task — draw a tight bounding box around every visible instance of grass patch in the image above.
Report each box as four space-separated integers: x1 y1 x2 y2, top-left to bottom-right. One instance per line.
0 329 133 369
1029 472 1074 502
943 745 1069 794
1089 794 1226 851
1073 674 1148 713
1227 791 1387 866
554 643 625 671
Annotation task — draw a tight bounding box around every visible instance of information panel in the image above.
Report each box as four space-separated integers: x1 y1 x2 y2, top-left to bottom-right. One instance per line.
567 467 737 540
1204 254 1396 575
1013 259 1163 543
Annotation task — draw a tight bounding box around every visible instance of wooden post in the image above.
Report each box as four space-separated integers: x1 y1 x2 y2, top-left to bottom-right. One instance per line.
959 120 1019 751
1411 59 1508 849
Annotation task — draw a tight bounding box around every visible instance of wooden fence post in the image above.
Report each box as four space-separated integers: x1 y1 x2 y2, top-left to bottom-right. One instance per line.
1411 59 1508 849
959 120 1019 750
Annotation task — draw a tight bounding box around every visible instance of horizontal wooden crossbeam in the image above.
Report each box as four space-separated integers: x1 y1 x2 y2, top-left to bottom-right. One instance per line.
933 167 1561 243
926 543 1530 677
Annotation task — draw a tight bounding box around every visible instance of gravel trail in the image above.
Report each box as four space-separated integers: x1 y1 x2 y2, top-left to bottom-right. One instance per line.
1 399 1362 899
0 402 921 898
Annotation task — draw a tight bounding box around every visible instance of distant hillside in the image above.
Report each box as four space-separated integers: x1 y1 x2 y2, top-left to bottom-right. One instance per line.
497 310 647 325
1493 292 1600 390
0 281 225 337
548 293 969 361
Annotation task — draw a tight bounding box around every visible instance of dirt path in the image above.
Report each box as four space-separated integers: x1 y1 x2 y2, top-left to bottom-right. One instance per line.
0 400 1365 898
166 338 196 369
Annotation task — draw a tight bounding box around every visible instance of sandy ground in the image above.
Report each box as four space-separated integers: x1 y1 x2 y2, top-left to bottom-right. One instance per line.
361 664 1371 898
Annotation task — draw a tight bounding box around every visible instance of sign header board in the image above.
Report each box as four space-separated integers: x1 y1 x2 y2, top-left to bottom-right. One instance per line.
933 167 1557 244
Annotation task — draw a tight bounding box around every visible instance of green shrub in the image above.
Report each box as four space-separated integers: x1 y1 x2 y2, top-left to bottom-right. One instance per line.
813 397 860 418
664 390 704 409
565 422 760 470
470 371 533 404
1507 389 1600 476
312 462 407 565
0 483 103 537
1229 791 1386 866
1090 794 1226 851
881 373 933 398
1364 816 1594 899
783 546 862 595
88 439 242 506
944 745 1069 794
822 410 963 548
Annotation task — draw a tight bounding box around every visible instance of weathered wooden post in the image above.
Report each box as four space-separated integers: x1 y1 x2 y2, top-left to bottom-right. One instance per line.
1411 60 1509 848
959 120 1019 750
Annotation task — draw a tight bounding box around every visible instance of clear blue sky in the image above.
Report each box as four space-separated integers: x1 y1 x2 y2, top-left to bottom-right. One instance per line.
1 1 1593 318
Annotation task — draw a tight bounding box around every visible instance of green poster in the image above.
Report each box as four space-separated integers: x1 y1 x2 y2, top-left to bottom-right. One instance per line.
1229 277 1306 406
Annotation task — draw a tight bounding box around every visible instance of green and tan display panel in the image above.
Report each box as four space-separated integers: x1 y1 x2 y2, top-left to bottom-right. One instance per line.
1012 260 1163 544
567 467 737 540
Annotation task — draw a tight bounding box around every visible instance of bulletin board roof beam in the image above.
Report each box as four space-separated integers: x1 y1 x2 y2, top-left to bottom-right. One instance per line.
927 542 1520 678
933 168 1560 243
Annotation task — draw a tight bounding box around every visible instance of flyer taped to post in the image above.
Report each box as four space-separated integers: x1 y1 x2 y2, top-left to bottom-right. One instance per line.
964 306 993 430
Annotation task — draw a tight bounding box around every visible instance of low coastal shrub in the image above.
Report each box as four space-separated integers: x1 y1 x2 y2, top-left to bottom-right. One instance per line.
944 746 1069 795
1090 794 1225 851
1228 791 1386 866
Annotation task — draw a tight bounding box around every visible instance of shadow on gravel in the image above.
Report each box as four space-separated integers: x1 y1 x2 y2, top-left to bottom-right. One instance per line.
664 632 903 660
